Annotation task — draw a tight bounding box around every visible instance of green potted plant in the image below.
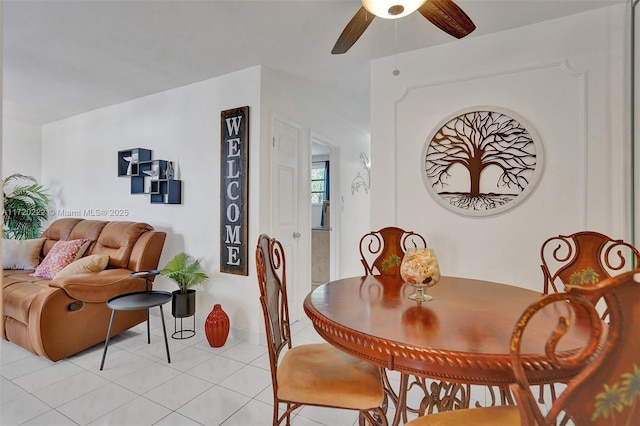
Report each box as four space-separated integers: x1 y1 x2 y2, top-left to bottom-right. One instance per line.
3 173 50 239
160 252 209 320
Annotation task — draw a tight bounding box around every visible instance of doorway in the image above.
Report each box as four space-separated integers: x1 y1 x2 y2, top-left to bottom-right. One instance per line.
311 134 339 289
270 118 340 321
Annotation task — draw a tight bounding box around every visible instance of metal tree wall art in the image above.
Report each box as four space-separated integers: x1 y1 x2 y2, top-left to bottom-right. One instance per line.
422 107 544 216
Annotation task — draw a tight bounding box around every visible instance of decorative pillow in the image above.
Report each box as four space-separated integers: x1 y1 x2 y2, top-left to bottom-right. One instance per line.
32 238 91 279
53 254 109 279
2 238 45 269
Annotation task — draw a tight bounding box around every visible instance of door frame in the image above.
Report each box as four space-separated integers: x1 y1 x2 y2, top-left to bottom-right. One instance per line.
311 132 341 280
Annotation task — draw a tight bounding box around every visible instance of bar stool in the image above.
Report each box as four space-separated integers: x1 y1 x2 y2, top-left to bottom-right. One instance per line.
100 270 172 370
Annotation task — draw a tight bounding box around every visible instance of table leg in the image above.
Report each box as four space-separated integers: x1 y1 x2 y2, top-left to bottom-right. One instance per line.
392 374 409 426
159 305 171 363
147 308 151 344
482 385 515 407
100 309 116 370
403 377 471 414
380 369 406 426
388 374 473 423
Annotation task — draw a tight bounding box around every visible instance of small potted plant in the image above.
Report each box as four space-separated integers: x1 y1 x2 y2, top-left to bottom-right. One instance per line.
3 173 50 239
160 252 209 319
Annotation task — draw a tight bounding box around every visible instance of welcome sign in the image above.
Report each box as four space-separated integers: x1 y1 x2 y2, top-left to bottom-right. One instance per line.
220 106 249 275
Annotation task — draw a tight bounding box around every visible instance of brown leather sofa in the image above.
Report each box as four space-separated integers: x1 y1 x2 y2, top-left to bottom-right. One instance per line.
2 218 167 361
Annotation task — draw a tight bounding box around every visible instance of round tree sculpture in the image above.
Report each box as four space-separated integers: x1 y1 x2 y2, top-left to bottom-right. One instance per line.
422 107 543 216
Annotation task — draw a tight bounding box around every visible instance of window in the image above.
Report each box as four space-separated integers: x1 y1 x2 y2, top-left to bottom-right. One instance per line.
311 161 329 204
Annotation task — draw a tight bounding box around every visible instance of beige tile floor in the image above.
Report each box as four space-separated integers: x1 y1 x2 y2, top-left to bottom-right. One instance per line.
1 312 552 425
1 313 393 426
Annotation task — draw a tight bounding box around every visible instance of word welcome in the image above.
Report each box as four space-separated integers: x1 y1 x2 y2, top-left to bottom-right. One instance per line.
220 106 249 275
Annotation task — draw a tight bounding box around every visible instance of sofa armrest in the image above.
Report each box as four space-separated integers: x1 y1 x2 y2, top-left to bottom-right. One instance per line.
128 231 167 272
49 269 146 303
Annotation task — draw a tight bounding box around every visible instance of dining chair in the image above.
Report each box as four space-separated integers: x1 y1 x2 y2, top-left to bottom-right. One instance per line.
403 268 640 426
256 234 388 426
540 230 639 296
359 227 460 421
537 231 639 403
359 226 427 277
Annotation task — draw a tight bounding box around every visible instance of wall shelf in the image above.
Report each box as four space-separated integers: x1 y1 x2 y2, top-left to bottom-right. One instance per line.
117 148 151 177
150 180 182 204
118 148 182 204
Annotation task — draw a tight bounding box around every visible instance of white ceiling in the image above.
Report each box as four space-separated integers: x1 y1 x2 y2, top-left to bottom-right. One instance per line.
2 0 623 126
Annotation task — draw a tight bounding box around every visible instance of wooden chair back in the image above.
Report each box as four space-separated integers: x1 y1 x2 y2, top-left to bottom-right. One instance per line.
511 269 640 425
359 227 427 277
256 234 291 388
256 234 388 425
540 231 639 294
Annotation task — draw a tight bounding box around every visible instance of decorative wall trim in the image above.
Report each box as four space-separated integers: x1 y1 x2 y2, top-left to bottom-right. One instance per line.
393 60 588 223
396 60 586 104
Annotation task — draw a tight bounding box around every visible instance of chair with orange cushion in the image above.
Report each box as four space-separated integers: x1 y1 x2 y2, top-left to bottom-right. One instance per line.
359 226 427 277
404 269 640 426
256 234 388 426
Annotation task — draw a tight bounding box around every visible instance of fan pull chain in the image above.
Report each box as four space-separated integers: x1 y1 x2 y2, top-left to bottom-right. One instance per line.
393 20 400 76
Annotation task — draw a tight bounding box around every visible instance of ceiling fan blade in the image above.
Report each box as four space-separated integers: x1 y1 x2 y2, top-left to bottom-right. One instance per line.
418 0 476 39
332 7 375 54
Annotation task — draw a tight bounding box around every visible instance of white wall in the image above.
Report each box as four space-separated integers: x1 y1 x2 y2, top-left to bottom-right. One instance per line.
7 64 371 339
260 67 371 279
2 118 42 180
41 66 265 336
370 5 631 291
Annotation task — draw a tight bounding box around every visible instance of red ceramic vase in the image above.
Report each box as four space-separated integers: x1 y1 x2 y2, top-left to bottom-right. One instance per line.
205 304 230 347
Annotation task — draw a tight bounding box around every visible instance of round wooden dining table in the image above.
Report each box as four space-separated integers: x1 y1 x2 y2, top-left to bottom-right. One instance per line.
303 275 592 423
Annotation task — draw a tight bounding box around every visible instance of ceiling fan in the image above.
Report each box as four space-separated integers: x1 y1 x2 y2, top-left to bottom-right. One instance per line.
332 0 476 54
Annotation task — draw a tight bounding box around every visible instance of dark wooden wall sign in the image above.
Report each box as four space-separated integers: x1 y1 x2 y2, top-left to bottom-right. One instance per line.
220 106 249 275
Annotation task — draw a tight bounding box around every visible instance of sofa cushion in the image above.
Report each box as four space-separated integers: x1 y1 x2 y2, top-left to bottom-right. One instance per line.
39 218 83 256
2 238 45 269
68 220 108 254
53 254 109 279
92 222 153 269
32 239 91 279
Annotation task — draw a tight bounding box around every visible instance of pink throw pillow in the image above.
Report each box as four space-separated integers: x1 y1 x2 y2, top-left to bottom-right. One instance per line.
32 239 91 279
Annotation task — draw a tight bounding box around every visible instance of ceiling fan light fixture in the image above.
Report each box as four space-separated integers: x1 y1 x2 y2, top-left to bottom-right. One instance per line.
362 0 425 19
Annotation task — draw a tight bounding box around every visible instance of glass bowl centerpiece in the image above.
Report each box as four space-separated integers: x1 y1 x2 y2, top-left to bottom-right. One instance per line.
400 248 441 302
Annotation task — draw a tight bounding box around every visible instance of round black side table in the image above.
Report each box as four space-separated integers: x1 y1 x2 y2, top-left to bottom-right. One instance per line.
99 270 171 370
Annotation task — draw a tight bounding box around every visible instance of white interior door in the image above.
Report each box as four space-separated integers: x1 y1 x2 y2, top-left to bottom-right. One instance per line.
271 117 302 321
